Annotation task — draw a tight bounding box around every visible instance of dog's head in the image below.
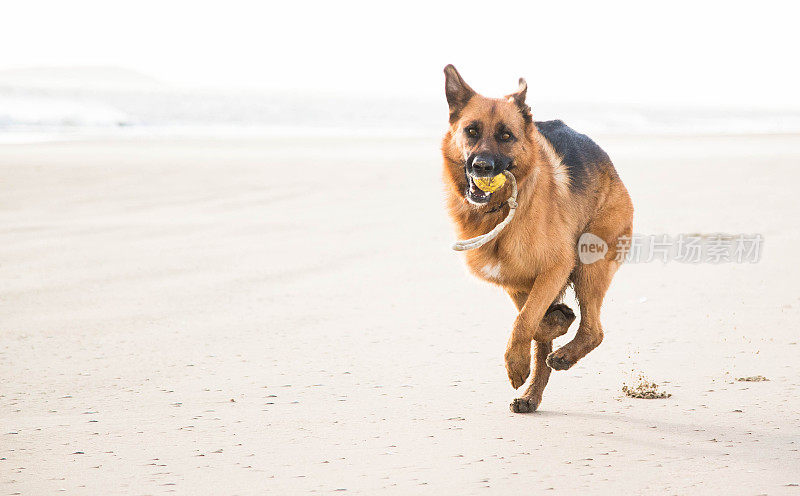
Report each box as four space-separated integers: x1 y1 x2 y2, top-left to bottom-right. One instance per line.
441 64 534 206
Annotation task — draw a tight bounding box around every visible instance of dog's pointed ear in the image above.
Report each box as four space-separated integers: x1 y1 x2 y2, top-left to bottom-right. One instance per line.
507 77 532 123
444 64 475 117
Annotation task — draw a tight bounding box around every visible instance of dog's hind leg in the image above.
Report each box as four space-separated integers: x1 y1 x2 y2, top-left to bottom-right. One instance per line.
546 259 617 371
547 213 631 370
507 291 576 413
538 301 575 342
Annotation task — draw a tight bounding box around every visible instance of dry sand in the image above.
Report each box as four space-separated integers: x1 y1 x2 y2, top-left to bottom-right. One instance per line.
1 134 799 494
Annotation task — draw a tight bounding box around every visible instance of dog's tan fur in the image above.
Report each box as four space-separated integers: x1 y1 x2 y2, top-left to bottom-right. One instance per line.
441 65 634 413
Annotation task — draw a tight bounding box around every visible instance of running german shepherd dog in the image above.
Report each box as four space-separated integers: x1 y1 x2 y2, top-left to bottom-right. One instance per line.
441 65 634 413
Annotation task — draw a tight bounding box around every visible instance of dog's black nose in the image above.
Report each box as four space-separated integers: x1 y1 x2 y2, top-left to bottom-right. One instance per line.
472 155 494 175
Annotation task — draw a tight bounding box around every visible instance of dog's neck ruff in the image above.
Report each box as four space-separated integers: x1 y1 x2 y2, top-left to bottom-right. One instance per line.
452 171 518 251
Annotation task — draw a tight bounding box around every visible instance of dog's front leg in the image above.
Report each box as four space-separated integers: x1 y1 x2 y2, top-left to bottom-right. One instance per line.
504 263 573 389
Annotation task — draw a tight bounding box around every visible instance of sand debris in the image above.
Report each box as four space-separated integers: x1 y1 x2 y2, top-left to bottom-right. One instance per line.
736 375 769 382
622 375 672 399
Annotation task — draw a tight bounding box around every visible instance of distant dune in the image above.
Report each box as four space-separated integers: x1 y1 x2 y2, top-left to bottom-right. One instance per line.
1 66 800 136
0 66 165 90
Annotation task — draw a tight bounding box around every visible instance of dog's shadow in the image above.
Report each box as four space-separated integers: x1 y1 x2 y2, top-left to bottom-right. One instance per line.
515 408 796 456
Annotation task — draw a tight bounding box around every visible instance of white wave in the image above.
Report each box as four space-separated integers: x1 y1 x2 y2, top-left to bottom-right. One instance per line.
2 83 800 140
0 95 130 127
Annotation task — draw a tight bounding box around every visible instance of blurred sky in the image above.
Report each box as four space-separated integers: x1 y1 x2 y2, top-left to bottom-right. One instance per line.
2 0 799 106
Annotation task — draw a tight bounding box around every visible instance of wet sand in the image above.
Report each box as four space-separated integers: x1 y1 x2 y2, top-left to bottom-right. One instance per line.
1 134 798 494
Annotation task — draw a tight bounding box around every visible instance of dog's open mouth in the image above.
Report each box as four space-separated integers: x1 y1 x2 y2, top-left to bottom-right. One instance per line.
465 172 508 205
466 175 492 204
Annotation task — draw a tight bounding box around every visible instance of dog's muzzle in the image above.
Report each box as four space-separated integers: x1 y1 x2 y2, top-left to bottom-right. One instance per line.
464 153 511 204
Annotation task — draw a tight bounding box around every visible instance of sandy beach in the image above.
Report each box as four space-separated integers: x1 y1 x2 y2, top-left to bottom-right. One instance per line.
1 133 799 494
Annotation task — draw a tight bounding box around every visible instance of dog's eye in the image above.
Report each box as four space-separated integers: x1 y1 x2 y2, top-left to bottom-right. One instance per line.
466 127 478 137
499 132 513 142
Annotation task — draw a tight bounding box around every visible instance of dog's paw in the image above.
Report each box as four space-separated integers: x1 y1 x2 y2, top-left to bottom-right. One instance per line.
505 346 531 389
546 351 574 370
545 349 575 371
543 303 576 328
509 397 538 413
537 304 575 341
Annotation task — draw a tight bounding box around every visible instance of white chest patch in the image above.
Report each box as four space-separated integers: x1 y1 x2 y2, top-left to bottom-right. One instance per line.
480 262 502 280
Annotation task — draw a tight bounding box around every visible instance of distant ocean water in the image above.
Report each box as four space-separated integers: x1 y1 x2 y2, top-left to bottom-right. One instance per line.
2 84 800 143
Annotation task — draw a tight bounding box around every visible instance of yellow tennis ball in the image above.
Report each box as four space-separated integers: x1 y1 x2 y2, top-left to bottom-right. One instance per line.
473 173 507 193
